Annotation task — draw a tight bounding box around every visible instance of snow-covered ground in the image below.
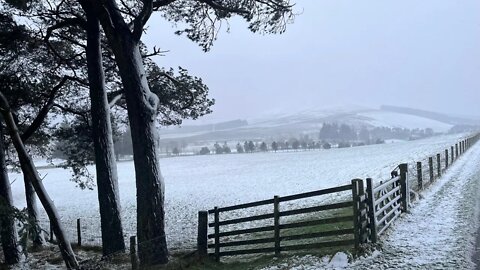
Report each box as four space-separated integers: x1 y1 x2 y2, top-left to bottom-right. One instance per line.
8 133 469 250
258 135 480 269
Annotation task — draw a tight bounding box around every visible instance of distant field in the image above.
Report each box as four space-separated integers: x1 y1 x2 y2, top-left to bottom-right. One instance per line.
9 133 467 250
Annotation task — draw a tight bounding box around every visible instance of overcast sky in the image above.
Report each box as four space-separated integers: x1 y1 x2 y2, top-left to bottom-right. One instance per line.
142 0 480 123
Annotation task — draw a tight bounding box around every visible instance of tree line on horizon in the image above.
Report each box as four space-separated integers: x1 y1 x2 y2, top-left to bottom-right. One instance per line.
107 123 439 157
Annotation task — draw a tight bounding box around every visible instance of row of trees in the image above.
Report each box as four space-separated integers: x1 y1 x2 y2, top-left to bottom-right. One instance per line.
319 123 436 142
0 0 295 268
192 138 385 155
160 125 437 157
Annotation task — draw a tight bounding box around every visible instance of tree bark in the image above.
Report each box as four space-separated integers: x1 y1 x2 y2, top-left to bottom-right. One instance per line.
112 34 168 267
80 0 125 256
0 124 20 265
91 1 168 264
0 93 79 269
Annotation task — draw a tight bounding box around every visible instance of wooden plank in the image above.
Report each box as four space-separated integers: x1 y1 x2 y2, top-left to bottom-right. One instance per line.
279 201 353 217
280 228 354 242
208 225 275 238
215 247 277 257
274 195 280 256
399 163 409 212
281 239 355 251
374 185 401 207
374 195 401 218
445 149 449 168
429 157 434 182
279 184 352 202
376 203 402 225
377 210 402 236
366 178 377 243
417 161 423 190
351 179 360 249
208 236 275 248
437 153 441 177
214 207 220 262
279 215 353 230
209 213 274 227
373 176 400 194
208 198 274 214
197 211 208 258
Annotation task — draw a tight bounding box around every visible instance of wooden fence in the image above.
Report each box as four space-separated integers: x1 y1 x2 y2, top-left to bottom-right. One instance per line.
196 133 480 262
197 180 368 261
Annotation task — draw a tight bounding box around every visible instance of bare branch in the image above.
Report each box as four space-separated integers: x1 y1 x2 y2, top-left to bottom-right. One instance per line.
142 46 168 58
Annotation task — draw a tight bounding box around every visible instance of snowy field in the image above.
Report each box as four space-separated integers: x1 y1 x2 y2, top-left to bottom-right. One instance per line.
259 135 480 269
8 133 469 250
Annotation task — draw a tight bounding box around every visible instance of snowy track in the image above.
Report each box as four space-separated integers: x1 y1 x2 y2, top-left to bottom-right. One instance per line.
352 141 480 269
261 140 480 269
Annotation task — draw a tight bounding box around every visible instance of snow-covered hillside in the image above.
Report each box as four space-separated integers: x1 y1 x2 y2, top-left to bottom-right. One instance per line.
358 110 453 132
159 105 468 142
8 133 468 251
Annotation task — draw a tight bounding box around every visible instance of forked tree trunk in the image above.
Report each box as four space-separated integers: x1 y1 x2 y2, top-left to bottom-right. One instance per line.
22 172 45 246
0 94 79 269
0 124 20 265
94 11 168 266
112 34 168 267
81 0 125 256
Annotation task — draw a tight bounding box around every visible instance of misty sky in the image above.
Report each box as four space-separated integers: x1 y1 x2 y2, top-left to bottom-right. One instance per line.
143 0 480 123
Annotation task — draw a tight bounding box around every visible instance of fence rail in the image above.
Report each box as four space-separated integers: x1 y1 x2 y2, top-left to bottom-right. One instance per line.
196 133 480 262
197 179 369 261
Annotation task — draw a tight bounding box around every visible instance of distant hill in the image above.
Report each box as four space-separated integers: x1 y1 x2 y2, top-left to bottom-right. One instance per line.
380 105 480 126
158 105 479 143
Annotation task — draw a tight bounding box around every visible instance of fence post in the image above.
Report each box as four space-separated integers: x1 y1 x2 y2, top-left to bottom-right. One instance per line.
77 218 81 247
428 157 434 182
455 144 459 159
273 195 280 256
365 178 377 243
416 162 423 190
399 163 409 212
197 211 208 259
351 179 361 249
436 153 441 177
445 149 449 169
451 146 454 163
357 179 367 244
214 207 220 262
130 236 138 270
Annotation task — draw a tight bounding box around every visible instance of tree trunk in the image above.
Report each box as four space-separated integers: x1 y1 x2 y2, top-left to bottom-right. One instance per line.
0 94 79 269
22 172 44 246
96 25 168 267
0 124 20 265
81 0 125 256
89 1 168 265
114 36 168 267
